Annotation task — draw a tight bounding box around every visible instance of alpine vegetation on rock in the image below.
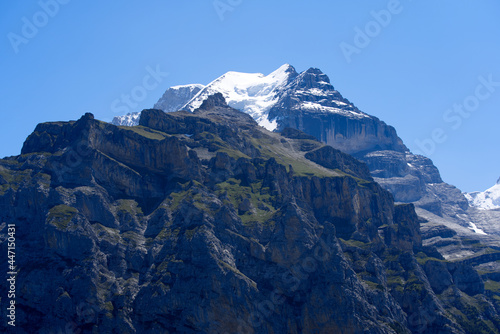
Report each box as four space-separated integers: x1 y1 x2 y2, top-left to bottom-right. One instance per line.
1 94 499 333
134 65 500 266
129 65 468 227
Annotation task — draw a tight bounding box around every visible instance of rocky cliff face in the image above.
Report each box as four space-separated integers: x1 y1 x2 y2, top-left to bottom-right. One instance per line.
269 68 406 155
1 95 499 333
268 68 467 220
265 67 500 270
112 65 481 248
112 65 486 245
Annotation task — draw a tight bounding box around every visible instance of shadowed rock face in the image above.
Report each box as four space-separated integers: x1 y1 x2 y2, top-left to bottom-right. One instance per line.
0 97 499 333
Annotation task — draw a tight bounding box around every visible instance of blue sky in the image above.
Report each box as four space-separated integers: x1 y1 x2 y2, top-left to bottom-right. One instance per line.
1 0 499 192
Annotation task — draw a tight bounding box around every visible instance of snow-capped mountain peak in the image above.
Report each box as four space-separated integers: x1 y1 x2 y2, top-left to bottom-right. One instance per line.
181 64 298 130
465 177 500 210
267 66 370 122
113 64 370 130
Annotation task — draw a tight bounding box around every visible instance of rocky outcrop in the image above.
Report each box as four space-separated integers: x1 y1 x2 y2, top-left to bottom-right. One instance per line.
305 145 372 181
0 98 499 333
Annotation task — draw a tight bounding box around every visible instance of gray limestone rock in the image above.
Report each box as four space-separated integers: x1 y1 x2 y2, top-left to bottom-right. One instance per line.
0 99 498 333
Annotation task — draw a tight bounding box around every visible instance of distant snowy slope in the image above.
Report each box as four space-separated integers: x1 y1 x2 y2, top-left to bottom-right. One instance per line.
111 112 141 126
111 84 204 126
154 84 205 112
465 177 500 210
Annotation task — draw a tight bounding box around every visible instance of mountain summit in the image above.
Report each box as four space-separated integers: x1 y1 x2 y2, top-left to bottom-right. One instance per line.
112 65 500 253
181 64 297 129
113 64 370 131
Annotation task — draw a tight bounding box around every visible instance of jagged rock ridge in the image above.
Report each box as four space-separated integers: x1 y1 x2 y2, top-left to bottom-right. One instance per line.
0 96 499 333
141 65 500 262
143 65 469 225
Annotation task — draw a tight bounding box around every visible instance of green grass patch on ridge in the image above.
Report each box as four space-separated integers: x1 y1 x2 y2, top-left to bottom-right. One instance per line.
48 204 78 229
119 125 169 140
216 178 276 226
